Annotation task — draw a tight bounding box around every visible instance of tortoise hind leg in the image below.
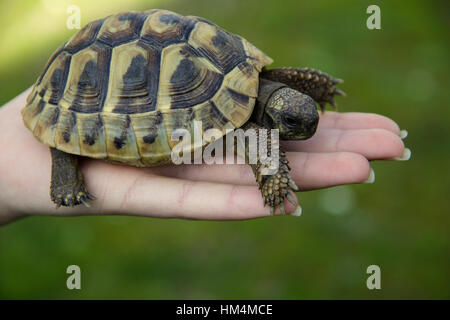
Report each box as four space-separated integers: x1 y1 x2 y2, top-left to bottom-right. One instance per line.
49 147 95 208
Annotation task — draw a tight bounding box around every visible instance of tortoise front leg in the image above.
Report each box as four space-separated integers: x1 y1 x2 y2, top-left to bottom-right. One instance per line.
237 122 301 216
50 147 95 208
261 68 346 111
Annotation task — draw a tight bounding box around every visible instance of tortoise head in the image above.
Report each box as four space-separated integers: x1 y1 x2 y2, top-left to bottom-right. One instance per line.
259 86 319 140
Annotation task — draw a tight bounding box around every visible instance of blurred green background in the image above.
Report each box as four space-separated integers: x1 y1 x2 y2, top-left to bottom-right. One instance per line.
0 0 449 299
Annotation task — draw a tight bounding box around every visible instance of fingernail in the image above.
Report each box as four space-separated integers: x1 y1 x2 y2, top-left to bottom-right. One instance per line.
399 130 408 140
395 148 411 161
363 167 375 184
292 205 302 217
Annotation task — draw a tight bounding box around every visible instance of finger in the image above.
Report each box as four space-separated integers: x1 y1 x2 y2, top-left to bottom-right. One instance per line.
289 151 371 190
282 128 405 160
58 160 296 219
151 151 371 190
318 111 401 136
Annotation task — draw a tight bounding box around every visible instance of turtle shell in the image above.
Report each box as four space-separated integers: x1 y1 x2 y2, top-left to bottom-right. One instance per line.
22 9 273 166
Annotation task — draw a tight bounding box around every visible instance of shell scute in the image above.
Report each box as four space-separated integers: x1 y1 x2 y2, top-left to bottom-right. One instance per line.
77 113 107 158
38 50 72 105
103 40 160 114
96 12 147 47
102 114 141 165
65 18 104 54
157 43 223 111
60 42 111 114
54 110 80 155
140 10 194 46
188 22 246 74
131 111 173 166
33 104 59 147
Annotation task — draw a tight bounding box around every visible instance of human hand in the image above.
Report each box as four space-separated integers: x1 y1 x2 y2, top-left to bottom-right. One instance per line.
0 89 409 225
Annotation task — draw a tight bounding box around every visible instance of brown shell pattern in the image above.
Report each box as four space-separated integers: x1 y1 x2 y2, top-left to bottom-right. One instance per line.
22 9 273 166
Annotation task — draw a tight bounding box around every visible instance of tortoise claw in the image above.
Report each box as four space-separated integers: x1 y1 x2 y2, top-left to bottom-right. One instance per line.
86 192 96 200
270 206 275 216
318 102 326 113
288 179 299 191
80 196 91 208
51 186 95 208
320 85 345 111
278 203 286 215
67 198 74 208
55 198 63 209
286 193 297 206
329 99 337 109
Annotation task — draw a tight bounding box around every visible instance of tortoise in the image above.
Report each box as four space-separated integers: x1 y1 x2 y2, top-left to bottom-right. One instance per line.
22 9 345 215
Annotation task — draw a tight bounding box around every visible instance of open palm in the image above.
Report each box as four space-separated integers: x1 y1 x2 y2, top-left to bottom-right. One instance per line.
0 89 408 225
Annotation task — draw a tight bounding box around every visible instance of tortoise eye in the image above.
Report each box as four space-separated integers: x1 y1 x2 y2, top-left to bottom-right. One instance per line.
283 115 298 128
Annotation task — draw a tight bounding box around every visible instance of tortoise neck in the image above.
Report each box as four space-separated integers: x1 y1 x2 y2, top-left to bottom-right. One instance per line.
252 78 287 125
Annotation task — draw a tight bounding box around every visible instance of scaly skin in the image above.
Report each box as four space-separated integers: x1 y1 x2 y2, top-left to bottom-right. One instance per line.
240 122 299 215
261 67 346 111
50 148 95 207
